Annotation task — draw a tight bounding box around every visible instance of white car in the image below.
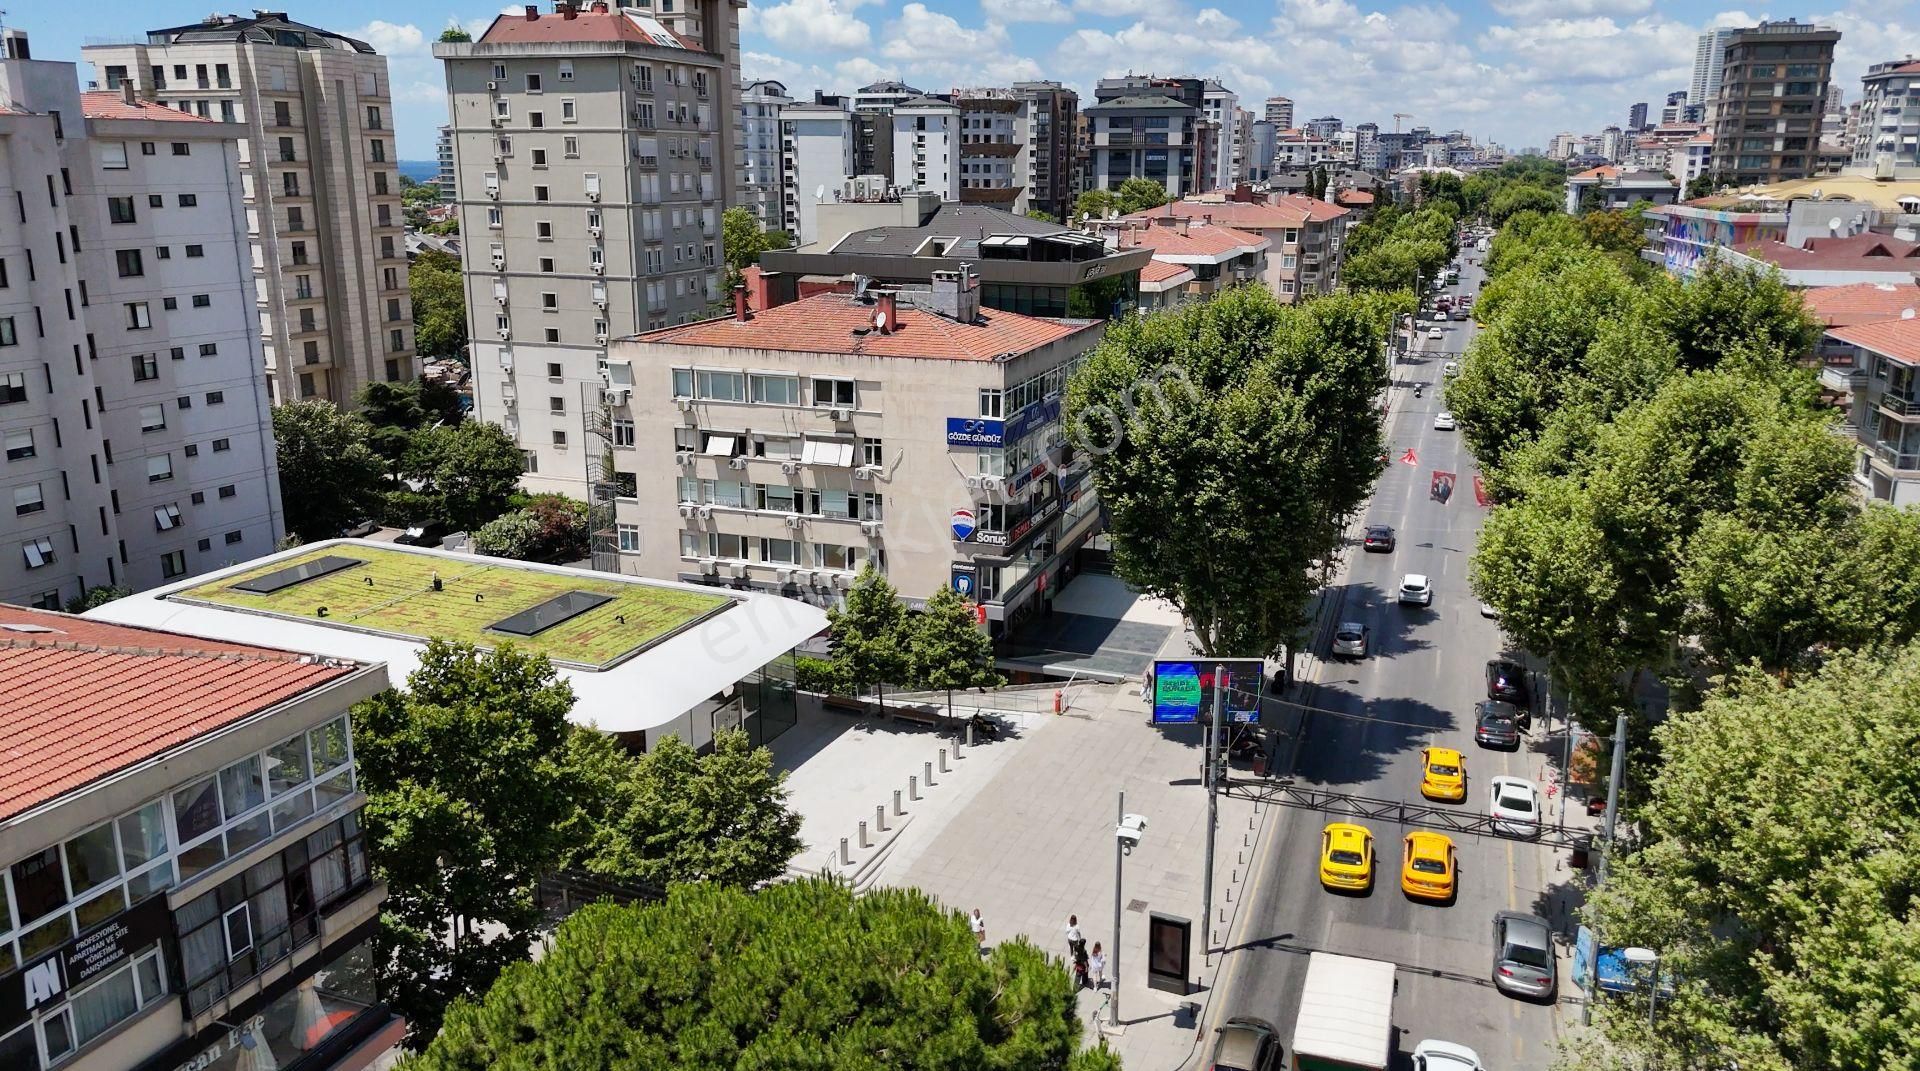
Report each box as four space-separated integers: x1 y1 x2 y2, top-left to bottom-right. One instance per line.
1489 776 1541 837
1398 573 1433 606
1331 621 1370 659
1427 326 1443 340
1413 1040 1485 1071
1443 360 1460 378
1479 601 1499 619
1433 412 1457 431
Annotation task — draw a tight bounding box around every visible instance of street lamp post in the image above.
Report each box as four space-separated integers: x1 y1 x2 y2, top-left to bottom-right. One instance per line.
1113 797 1147 1029
1623 946 1660 1028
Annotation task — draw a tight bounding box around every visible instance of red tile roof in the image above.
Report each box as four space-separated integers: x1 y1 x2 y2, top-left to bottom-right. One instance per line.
79 92 218 123
1335 189 1376 206
0 607 359 820
1802 283 1920 327
1140 260 1192 284
1113 219 1268 259
1137 194 1347 230
1738 232 1920 271
478 8 703 50
1830 317 1920 365
631 291 1102 361
1572 166 1622 180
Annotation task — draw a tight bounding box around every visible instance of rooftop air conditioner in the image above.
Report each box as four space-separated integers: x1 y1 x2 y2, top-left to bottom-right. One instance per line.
675 449 694 465
860 520 883 537
784 513 804 529
780 460 800 475
829 406 850 422
727 456 747 469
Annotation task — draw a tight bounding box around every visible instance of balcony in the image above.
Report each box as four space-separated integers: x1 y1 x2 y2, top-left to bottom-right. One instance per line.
1870 439 1920 471
1874 392 1920 421
1820 364 1867 392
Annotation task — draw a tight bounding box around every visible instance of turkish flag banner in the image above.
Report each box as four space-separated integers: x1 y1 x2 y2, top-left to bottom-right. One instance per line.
1473 473 1490 508
1430 470 1456 504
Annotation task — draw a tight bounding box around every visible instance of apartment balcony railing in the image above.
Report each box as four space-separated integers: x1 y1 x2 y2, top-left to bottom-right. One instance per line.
1820 365 1867 392
1871 439 1920 471
1874 392 1920 420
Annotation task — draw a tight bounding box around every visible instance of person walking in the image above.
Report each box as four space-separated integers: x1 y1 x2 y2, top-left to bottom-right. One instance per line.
970 908 986 953
1072 940 1091 989
1088 942 1107 989
1064 915 1085 961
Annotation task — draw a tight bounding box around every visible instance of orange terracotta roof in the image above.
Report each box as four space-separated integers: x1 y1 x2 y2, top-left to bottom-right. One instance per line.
1137 195 1347 229
1802 283 1920 327
1829 317 1920 365
1115 220 1269 258
630 292 1102 361
479 9 704 51
1140 259 1192 284
1572 165 1622 180
0 606 359 820
1739 232 1920 271
79 92 218 123
1335 189 1376 205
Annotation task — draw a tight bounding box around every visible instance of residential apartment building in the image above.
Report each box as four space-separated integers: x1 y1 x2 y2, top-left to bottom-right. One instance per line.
1692 28 1736 121
1201 81 1238 190
1083 83 1206 198
1086 215 1269 310
851 79 922 117
1708 20 1840 186
1823 315 1920 504
610 269 1106 624
950 90 1031 213
85 13 415 407
1852 58 1920 176
1304 115 1342 141
435 124 456 201
891 96 960 198
435 1 739 497
1662 90 1689 125
1564 166 1680 213
0 31 285 607
778 100 856 247
1628 103 1648 131
1132 190 1349 302
0 606 398 1071
1264 96 1293 128
739 78 791 231
1248 120 1277 183
1013 81 1077 222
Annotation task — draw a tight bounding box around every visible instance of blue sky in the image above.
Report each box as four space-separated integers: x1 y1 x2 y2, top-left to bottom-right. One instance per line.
18 1 1920 158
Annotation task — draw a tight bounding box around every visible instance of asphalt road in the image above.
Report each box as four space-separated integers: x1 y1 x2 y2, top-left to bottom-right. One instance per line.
1214 253 1574 1071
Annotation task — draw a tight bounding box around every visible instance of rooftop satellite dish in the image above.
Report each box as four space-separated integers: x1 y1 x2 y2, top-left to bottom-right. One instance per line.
1828 217 1843 233
815 184 827 201
1904 309 1917 320
873 310 887 331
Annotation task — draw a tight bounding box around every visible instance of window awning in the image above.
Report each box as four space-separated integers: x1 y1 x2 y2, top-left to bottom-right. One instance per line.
800 439 854 467
701 434 736 457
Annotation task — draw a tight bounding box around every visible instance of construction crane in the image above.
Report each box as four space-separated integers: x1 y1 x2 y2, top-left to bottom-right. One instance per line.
1393 112 1413 133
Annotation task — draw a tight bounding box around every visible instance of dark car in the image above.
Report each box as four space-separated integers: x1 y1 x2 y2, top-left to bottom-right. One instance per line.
1362 525 1396 552
1209 1016 1281 1071
1486 659 1530 708
396 521 449 548
1474 700 1522 749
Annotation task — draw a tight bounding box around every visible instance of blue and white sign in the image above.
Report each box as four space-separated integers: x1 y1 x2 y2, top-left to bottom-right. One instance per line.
946 417 1005 448
950 507 977 541
951 568 976 596
1004 396 1062 445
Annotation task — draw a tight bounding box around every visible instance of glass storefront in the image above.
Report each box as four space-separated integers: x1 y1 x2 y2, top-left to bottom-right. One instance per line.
679 653 799 753
185 938 378 1071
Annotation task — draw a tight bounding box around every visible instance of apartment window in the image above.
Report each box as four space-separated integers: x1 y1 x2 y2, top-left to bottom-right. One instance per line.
366 105 382 128
534 185 550 202
561 99 576 122
192 294 211 309
171 142 190 156
551 429 569 448
530 147 548 167
493 63 507 80
213 438 231 453
108 196 137 223
613 418 635 447
224 529 243 545
116 249 144 278
695 369 746 402
164 298 179 311
523 450 538 473
549 395 566 414
127 302 151 329
542 292 558 310
156 246 172 261
862 437 884 467
161 550 187 578
147 454 173 482
373 172 388 195
218 484 237 498
979 388 1003 418
287 207 305 231
389 329 404 352
0 319 14 348
149 194 163 208
207 391 225 405
278 136 296 162
812 378 856 408
558 60 574 81
178 194 197 208
274 100 291 126
0 372 25 402
22 535 55 568
155 503 182 530
750 373 800 405
536 220 553 239
283 173 300 197
291 241 308 265
529 112 544 129
132 353 159 381
526 72 543 93
564 135 579 158
15 483 44 515
539 257 555 274
200 343 218 357
617 524 640 552
370 140 386 162
186 244 204 258
6 428 34 460
139 404 166 432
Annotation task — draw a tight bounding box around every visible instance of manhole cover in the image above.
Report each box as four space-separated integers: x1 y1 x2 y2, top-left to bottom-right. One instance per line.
1126 899 1149 913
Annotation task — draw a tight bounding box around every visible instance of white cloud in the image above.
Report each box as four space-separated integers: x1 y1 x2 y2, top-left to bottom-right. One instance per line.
1071 0 1160 17
1487 0 1650 20
353 20 428 56
882 4 1007 62
984 0 1073 23
1278 0 1361 33
755 0 874 51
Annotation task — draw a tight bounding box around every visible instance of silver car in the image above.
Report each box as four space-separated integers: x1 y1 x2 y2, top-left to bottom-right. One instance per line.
1492 911 1557 1000
1398 573 1433 606
1331 622 1370 659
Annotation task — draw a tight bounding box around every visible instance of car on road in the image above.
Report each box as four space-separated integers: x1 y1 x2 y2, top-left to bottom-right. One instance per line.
396 521 449 548
1473 700 1522 749
1492 911 1558 1000
1489 776 1541 837
1412 1039 1485 1071
1427 326 1443 339
1398 573 1433 606
338 518 378 539
1442 360 1460 377
1419 746 1466 802
1332 622 1370 659
1433 411 1456 431
1208 1015 1282 1071
1362 524 1396 552
1319 823 1375 892
1401 831 1457 901
1478 601 1499 619
1486 659 1531 708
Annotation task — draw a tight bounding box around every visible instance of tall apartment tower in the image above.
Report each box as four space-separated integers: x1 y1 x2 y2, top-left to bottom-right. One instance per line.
892 96 961 197
779 99 855 246
437 1 741 498
1201 81 1238 189
1013 81 1077 222
1853 58 1920 175
85 14 416 408
740 78 792 231
926 89 1032 214
0 30 284 606
1661 90 1689 124
1708 19 1840 186
1628 102 1648 131
1264 95 1293 128
1692 28 1737 121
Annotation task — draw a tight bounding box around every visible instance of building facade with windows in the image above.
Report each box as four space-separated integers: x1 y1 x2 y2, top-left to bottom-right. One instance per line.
738 79 791 231
1012 82 1077 222
1852 58 1920 177
1707 20 1840 186
607 270 1105 626
0 607 398 1071
777 100 855 249
84 13 416 407
435 1 740 497
0 31 284 607
1128 190 1349 302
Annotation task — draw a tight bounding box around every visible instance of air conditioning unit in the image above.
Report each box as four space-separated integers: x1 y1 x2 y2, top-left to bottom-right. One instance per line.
497 327 511 340
775 567 793 583
590 262 604 275
780 460 800 475
727 456 747 470
728 562 747 578
853 465 878 481
832 573 852 590
595 333 608 345
784 513 804 529
674 396 694 411
586 190 600 202
588 225 602 238
980 475 1006 494
499 352 514 371
860 520 883 537
696 504 713 519
678 504 695 518
486 187 499 199
487 80 499 91
675 449 694 465
699 557 719 574
965 475 983 490
495 294 508 306
829 406 850 422
602 387 629 406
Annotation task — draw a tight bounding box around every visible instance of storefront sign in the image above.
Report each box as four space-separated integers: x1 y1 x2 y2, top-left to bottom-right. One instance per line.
950 508 976 541
1004 496 1060 548
0 893 170 1033
950 563 977 597
945 417 1004 448
1003 395 1062 445
968 528 1008 547
169 1015 266 1071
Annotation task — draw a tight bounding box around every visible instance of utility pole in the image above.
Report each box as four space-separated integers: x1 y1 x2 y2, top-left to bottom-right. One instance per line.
1582 711 1630 1026
1112 789 1124 1027
1201 665 1225 956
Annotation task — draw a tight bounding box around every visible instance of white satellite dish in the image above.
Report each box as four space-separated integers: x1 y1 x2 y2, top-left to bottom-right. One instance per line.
1903 309 1916 320
815 184 827 201
873 310 887 330
1828 217 1843 234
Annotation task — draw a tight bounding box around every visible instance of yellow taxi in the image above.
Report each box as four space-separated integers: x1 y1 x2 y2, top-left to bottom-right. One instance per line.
1318 823 1374 892
1420 746 1466 802
1401 832 1457 901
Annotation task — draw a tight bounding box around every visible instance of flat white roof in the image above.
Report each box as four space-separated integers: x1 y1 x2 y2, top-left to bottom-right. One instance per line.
85 540 828 736
1291 952 1396 1068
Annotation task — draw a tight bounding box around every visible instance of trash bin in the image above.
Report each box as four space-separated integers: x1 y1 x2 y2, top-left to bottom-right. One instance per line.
1570 833 1594 870
1587 796 1608 818
1253 754 1267 778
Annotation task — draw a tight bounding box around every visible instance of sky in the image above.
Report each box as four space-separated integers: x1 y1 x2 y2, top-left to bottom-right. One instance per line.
17 1 1920 159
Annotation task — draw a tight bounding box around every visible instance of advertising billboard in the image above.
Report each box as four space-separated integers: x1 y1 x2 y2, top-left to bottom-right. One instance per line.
1150 659 1265 725
945 417 1005 448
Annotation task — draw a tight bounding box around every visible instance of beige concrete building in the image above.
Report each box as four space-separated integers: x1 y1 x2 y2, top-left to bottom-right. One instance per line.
604 269 1105 627
435 1 742 498
1126 190 1349 302
85 13 415 407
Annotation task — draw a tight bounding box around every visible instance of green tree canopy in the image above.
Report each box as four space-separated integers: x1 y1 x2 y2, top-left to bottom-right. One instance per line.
438 25 471 42
1115 176 1171 215
909 586 1002 715
826 563 909 697
1074 187 1118 222
410 248 467 359
409 878 1115 1071
1641 256 1820 373
471 494 589 563
272 400 389 541
1067 286 1389 658
406 421 524 531
359 377 465 470
1488 184 1561 225
720 206 792 288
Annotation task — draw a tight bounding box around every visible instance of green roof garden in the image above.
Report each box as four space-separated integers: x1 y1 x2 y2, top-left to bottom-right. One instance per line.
174 545 730 669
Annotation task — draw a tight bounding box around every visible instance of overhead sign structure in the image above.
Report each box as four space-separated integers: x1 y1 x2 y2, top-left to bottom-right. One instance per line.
1151 659 1265 725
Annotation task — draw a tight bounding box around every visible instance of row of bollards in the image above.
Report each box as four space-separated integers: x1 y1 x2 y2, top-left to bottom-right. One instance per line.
838 747 954 868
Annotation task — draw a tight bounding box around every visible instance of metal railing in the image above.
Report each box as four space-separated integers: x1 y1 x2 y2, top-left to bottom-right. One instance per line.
1871 439 1920 470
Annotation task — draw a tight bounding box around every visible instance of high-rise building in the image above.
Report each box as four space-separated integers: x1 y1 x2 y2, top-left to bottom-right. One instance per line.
1 29 285 605
1248 120 1277 182
1852 58 1920 175
1013 81 1077 222
1304 115 1342 141
740 78 791 231
945 90 1032 213
436 0 741 498
852 79 922 116
1352 121 1381 170
1708 19 1840 186
436 123 457 201
1628 102 1648 131
1692 28 1736 120
779 99 856 247
1661 90 1689 125
1085 76 1208 197
1821 83 1849 145
1201 81 1238 189
892 95 961 198
1264 95 1293 128
85 13 415 408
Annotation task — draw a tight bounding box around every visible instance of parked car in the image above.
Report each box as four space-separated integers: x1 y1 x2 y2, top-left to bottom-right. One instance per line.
1473 700 1521 749
1488 776 1541 837
1486 659 1530 709
396 521 449 548
1412 1040 1485 1071
1332 622 1370 659
338 518 378 539
1209 1016 1282 1071
1478 601 1499 619
1362 524 1396 552
1492 911 1558 1000
1433 412 1457 431
1399 573 1433 606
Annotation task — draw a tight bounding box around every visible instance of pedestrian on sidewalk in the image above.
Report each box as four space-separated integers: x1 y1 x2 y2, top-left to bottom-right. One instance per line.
1064 915 1085 961
970 908 986 953
1072 941 1091 989
1088 942 1106 989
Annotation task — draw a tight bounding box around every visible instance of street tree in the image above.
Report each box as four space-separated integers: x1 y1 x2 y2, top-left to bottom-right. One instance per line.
471 494 589 563
1487 184 1561 225
406 420 524 531
1641 257 1820 373
1025 207 1058 223
1073 187 1118 222
410 878 1112 1071
353 640 581 1043
272 400 389 541
1067 285 1388 659
359 378 463 470
410 249 467 359
909 585 1002 719
1115 176 1171 215
563 728 802 888
826 563 909 705
720 205 791 288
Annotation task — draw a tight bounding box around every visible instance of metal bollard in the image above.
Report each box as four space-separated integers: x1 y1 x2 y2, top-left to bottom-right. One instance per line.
909 775 919 801
939 748 949 773
839 837 850 865
924 760 935 786
967 721 975 747
859 821 870 849
893 789 903 816
875 804 887 832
